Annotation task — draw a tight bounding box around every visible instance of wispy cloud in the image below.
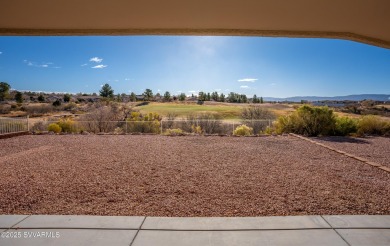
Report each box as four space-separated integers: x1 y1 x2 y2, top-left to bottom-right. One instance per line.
240 85 250 89
81 63 88 66
90 57 103 63
215 89 221 91
0 52 2 55
125 78 131 81
269 83 276 86
188 90 198 93
92 64 107 69
24 60 53 68
238 78 258 83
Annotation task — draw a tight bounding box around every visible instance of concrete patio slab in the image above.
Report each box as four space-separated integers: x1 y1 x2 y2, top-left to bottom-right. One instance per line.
132 229 348 246
337 229 390 246
0 215 29 229
0 229 137 246
142 216 330 230
323 215 390 228
13 215 144 229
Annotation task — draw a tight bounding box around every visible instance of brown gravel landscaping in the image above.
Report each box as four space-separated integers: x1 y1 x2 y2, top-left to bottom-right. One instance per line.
314 136 390 168
0 135 389 216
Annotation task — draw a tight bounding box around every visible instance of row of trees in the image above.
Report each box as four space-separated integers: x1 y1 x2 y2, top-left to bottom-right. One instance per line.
1 82 264 104
99 83 264 104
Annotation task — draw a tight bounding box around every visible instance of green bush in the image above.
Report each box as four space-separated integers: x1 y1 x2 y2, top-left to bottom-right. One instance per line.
357 115 390 136
275 105 336 136
164 128 185 136
334 117 358 136
48 123 61 133
233 124 253 136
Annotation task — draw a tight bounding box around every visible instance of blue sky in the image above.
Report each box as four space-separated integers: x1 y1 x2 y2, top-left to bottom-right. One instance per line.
0 36 389 98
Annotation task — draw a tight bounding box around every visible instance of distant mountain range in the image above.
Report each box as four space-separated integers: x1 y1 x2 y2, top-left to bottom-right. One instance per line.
264 94 390 102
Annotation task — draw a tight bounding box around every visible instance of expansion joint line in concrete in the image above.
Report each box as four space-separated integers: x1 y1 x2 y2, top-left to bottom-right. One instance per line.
129 216 146 246
320 215 351 246
289 133 390 173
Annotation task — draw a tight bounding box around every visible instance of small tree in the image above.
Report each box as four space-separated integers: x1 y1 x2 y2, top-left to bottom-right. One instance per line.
15 91 23 103
163 91 171 102
63 93 71 102
219 93 225 102
38 95 45 102
99 83 114 98
53 100 62 107
178 93 186 101
0 82 10 101
260 97 264 104
143 89 153 101
252 94 259 103
130 92 137 102
211 91 219 101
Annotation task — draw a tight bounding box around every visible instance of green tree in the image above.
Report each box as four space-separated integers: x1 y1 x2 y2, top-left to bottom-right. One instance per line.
63 93 71 102
260 97 264 104
15 91 23 103
178 93 186 101
211 91 219 101
252 94 259 103
130 92 137 102
198 91 206 101
99 83 114 98
206 93 211 101
38 94 45 102
240 94 248 103
143 89 153 101
0 82 11 101
219 93 225 102
163 91 171 102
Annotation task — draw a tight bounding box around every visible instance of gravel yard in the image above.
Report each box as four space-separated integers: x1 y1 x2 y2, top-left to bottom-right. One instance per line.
0 135 389 216
314 136 390 168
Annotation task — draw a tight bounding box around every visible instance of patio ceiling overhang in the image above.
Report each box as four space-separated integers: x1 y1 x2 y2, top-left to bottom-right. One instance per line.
0 0 389 49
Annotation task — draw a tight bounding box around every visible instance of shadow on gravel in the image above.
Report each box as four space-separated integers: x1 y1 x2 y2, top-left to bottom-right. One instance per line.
314 136 370 144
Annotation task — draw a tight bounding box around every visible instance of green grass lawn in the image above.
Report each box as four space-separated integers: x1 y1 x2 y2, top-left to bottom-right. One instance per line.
134 102 294 120
135 102 245 119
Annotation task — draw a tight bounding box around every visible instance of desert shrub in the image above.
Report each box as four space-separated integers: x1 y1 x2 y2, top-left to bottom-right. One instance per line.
191 125 203 134
78 104 123 133
334 117 358 136
52 100 61 107
48 123 61 133
127 112 161 134
242 106 275 134
57 118 79 133
357 115 390 136
24 104 53 116
233 124 253 136
183 113 222 134
263 126 274 135
0 104 11 114
275 105 336 136
64 102 77 111
164 128 185 136
165 112 178 129
31 121 49 132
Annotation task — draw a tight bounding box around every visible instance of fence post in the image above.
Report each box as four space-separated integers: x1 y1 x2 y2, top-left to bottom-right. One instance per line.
125 121 128 134
232 122 235 135
27 115 30 132
160 120 163 135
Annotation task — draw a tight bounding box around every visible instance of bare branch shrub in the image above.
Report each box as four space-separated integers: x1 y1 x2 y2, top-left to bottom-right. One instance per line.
242 106 275 134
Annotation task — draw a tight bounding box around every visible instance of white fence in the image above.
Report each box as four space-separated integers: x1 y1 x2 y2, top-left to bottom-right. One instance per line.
30 119 273 135
0 116 29 134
